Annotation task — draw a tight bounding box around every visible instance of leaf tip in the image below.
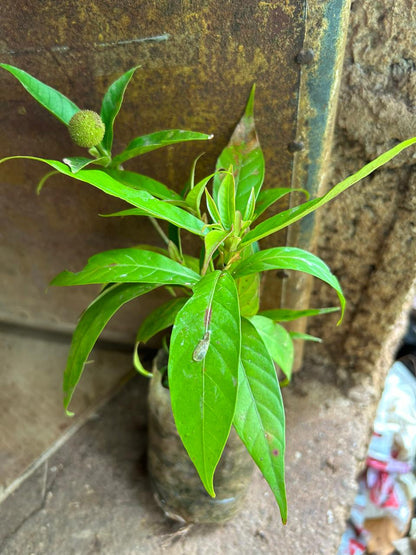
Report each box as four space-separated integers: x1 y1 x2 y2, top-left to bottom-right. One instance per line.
245 84 256 118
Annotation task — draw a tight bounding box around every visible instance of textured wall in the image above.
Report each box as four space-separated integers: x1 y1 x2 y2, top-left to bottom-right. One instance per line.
306 0 416 384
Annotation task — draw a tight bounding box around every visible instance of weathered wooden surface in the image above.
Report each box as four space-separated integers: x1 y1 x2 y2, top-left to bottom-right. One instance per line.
0 0 305 335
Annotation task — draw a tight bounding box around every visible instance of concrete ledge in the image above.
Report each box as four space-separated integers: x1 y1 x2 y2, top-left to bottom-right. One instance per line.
0 364 378 554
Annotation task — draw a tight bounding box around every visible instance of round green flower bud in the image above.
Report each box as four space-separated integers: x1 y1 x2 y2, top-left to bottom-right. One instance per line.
68 110 105 148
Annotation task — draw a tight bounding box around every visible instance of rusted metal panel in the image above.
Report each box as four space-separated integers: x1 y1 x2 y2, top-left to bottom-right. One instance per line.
0 0 305 337
282 0 352 369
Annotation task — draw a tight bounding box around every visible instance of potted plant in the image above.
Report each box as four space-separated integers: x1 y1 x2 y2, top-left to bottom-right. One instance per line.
1 64 415 525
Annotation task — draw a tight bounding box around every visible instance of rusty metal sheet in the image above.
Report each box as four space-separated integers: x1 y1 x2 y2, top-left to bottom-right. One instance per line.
0 0 305 337
282 0 352 369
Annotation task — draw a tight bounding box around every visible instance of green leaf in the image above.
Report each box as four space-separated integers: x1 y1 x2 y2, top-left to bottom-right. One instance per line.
169 271 241 496
205 189 221 224
0 63 79 125
214 85 265 212
243 187 256 222
237 273 260 317
63 156 108 173
202 229 232 274
236 244 260 317
136 296 188 344
243 137 416 245
249 316 294 382
233 318 287 523
63 282 157 413
36 171 59 194
290 331 322 343
100 66 139 153
217 169 236 230
133 296 188 378
185 172 218 215
111 129 213 166
182 152 204 198
100 208 149 218
104 168 182 201
0 157 206 237
51 248 200 287
233 247 345 322
254 187 308 219
259 306 339 322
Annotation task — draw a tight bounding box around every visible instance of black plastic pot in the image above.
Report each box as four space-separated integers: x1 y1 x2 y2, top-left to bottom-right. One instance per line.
147 350 254 524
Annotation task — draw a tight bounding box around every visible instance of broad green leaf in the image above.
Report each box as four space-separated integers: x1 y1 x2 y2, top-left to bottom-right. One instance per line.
259 306 339 322
63 156 108 173
237 274 260 317
290 331 322 343
213 85 265 212
243 137 416 245
100 66 139 153
51 248 200 287
0 63 79 124
202 229 232 274
63 282 157 413
217 169 236 230
111 129 213 166
104 169 182 201
232 247 345 322
169 271 241 496
250 315 294 382
234 318 287 523
236 244 260 317
0 157 206 237
254 187 308 219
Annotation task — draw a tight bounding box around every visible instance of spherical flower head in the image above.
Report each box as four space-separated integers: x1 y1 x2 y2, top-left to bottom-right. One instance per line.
68 110 105 148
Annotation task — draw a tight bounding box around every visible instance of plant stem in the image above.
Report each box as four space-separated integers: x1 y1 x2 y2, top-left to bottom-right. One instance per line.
95 143 110 159
149 217 170 246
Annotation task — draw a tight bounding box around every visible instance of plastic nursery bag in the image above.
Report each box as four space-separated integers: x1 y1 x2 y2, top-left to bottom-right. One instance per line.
338 356 416 555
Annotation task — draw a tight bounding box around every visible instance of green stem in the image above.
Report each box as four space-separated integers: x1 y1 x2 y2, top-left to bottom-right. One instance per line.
95 143 110 159
149 217 170 246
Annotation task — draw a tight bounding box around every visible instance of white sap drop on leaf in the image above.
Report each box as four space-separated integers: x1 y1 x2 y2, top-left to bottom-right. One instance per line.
192 331 211 362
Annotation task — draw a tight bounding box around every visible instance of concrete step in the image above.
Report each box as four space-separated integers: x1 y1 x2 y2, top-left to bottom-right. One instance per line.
0 325 136 526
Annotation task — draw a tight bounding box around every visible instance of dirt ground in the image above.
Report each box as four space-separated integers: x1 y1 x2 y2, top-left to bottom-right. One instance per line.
0 362 377 555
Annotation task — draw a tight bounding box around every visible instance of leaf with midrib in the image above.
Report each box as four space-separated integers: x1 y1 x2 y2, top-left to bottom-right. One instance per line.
100 66 139 153
1 63 79 124
63 282 157 413
0 157 206 237
111 129 213 166
234 318 287 523
213 85 265 212
169 271 241 496
51 248 200 287
232 247 345 322
242 137 416 245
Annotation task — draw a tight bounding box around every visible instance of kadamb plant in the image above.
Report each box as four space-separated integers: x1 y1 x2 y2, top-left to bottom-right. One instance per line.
2 64 415 523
